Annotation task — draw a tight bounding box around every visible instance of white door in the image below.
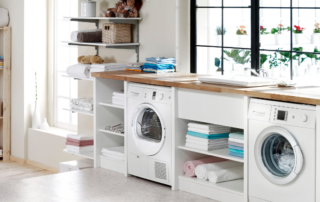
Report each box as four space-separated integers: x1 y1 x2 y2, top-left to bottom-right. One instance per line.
254 126 303 185
131 104 166 156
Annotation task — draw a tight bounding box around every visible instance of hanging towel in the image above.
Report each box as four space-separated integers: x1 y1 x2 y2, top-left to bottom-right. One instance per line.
228 138 244 144
67 64 91 78
185 142 228 151
228 145 244 151
229 151 244 158
195 161 243 180
188 122 231 131
188 131 230 139
229 148 244 154
67 134 94 141
229 132 244 140
188 127 231 135
208 166 244 184
184 157 227 177
186 135 228 143
229 141 244 148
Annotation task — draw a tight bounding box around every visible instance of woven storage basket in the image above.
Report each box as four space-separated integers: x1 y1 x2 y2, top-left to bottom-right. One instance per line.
102 23 131 44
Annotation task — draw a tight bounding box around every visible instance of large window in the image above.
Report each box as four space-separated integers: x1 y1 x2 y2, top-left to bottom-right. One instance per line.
191 0 320 85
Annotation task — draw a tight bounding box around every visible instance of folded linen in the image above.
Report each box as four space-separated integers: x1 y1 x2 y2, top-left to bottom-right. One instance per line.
186 135 228 143
229 151 244 158
185 142 228 151
66 138 94 144
101 147 124 157
228 145 244 151
91 63 126 71
229 148 244 154
188 123 231 131
229 132 244 140
66 141 94 147
228 138 244 144
105 124 124 134
67 64 91 78
90 67 106 73
186 139 228 146
142 69 174 73
67 134 94 141
77 30 102 42
70 105 93 112
208 166 244 183
184 156 227 177
112 95 125 101
66 145 94 151
143 63 175 69
195 161 243 180
188 131 230 140
113 91 124 97
127 62 144 68
71 29 102 42
67 148 93 154
126 68 142 72
146 57 176 64
188 127 231 135
229 141 244 148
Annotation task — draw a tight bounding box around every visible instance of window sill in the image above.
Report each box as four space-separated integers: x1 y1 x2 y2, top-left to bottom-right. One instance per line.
28 127 77 138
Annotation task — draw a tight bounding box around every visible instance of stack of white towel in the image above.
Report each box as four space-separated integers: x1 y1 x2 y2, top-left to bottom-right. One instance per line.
90 63 126 77
101 146 125 162
112 90 124 106
70 97 93 112
186 123 231 151
66 134 94 154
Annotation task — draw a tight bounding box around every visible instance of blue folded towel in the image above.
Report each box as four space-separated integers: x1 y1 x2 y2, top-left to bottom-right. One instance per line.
229 148 244 154
229 151 244 158
228 145 244 151
143 63 175 70
229 132 244 140
187 131 229 139
146 57 176 64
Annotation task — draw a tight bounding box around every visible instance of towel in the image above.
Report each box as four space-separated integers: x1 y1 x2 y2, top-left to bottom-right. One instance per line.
229 141 244 148
188 131 230 139
228 138 244 144
229 132 244 140
188 127 231 135
186 135 228 143
229 151 244 158
66 145 94 151
142 69 174 73
66 140 94 147
92 63 126 71
112 95 125 101
67 134 94 141
71 29 102 42
208 166 244 183
146 57 176 64
185 142 228 151
228 145 244 151
113 91 124 97
186 139 228 146
188 123 231 131
105 124 125 134
101 147 124 157
127 62 144 68
195 161 243 180
229 148 244 154
126 68 142 72
67 64 91 78
184 157 227 177
77 30 102 42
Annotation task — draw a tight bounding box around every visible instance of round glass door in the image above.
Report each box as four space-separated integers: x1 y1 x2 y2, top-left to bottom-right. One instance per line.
255 127 303 185
132 104 166 156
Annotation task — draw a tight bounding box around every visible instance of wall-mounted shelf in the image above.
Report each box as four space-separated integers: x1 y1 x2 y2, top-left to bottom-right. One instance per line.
99 102 124 109
63 149 94 159
63 108 94 116
100 129 125 137
179 146 244 163
62 41 139 51
62 75 94 81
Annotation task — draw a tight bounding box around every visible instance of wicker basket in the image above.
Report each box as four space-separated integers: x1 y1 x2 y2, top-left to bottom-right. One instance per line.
102 23 131 44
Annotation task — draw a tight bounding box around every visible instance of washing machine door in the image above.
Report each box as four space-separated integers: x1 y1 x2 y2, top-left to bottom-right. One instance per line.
131 103 166 156
254 126 303 185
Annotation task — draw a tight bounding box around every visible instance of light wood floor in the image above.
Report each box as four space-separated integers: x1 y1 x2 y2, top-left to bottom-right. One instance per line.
0 160 55 183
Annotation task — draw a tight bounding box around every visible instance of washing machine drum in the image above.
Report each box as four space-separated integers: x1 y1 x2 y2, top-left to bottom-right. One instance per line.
132 104 166 156
255 127 304 185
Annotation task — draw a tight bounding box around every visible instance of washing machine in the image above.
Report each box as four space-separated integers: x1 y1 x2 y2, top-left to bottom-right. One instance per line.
127 83 172 185
248 98 316 202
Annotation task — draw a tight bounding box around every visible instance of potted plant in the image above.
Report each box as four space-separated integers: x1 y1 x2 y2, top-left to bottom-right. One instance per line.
279 51 291 77
236 25 248 47
271 24 290 45
293 25 306 44
312 23 320 44
260 53 268 69
268 52 281 77
215 57 222 72
305 47 320 75
224 49 251 75
292 47 307 76
215 26 226 46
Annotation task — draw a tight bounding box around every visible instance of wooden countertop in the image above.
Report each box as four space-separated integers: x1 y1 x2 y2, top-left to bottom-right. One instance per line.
92 71 320 105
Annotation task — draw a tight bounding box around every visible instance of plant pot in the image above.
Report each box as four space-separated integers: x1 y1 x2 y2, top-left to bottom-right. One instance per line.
32 100 41 129
274 34 284 45
312 33 320 44
295 65 307 77
270 67 280 78
294 33 303 44
215 35 222 46
237 35 248 47
307 65 319 75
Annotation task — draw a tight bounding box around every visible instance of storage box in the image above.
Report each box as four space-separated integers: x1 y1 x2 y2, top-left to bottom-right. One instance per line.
102 23 131 44
59 159 94 173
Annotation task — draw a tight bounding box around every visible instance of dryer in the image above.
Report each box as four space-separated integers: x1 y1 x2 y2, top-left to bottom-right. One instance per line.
127 83 172 185
248 98 316 202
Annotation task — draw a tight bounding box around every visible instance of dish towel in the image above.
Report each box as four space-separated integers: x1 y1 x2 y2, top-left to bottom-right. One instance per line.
195 161 243 180
229 132 244 140
184 157 227 177
67 64 91 78
188 131 230 140
208 166 244 183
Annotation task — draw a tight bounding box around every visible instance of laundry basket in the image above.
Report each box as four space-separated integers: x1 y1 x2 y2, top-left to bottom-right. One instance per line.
102 23 131 44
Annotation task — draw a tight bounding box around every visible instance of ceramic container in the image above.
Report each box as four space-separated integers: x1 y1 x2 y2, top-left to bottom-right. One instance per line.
294 33 303 44
81 0 96 17
274 34 284 45
40 118 50 130
32 100 41 129
312 33 320 44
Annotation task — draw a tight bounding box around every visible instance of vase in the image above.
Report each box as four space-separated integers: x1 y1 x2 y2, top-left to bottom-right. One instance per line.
40 118 50 130
295 65 307 77
274 34 284 45
215 35 222 46
237 35 248 47
32 100 41 129
312 33 320 44
294 33 303 44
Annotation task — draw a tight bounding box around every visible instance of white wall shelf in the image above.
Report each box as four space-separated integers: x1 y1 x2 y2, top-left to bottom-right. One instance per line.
100 129 125 137
62 75 94 81
99 102 124 109
63 149 94 159
63 108 94 116
62 41 139 48
63 17 142 21
178 146 244 163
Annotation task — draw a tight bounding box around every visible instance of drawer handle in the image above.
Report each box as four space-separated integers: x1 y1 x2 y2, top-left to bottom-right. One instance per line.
253 111 266 116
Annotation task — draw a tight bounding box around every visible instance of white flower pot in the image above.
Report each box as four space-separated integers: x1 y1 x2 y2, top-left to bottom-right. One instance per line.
32 100 41 129
307 65 319 75
215 35 222 46
270 67 280 78
237 35 248 47
294 33 303 44
295 65 307 77
312 33 320 44
274 34 284 45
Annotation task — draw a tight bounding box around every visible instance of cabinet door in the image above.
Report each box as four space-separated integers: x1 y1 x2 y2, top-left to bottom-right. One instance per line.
128 153 148 178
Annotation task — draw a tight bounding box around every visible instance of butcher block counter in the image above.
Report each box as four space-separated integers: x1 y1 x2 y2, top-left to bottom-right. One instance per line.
91 71 320 105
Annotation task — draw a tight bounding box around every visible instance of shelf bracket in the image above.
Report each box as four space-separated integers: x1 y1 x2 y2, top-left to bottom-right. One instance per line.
95 46 99 55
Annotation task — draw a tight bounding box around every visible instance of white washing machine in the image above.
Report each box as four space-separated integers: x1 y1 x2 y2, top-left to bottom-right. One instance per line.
127 83 172 185
248 98 316 202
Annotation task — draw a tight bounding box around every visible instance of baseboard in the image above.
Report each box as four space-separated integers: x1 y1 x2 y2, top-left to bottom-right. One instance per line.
9 155 27 164
26 160 59 173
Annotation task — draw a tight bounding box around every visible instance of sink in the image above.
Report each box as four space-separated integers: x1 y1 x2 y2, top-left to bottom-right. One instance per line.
198 75 278 87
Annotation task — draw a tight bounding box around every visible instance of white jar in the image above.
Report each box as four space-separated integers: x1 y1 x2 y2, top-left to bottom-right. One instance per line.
81 0 96 17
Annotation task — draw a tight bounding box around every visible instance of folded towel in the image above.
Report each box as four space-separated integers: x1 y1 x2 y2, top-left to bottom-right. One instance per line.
188 127 231 135
90 67 106 74
186 135 228 143
146 57 176 64
101 147 124 157
195 161 243 180
228 145 244 151
184 157 227 177
142 69 174 73
126 68 142 72
66 138 94 144
143 63 175 69
229 151 244 158
186 139 228 146
66 141 94 147
185 142 228 151
113 91 124 97
208 166 244 183
71 29 102 42
77 30 102 42
229 132 244 140
127 62 144 68
229 148 244 154
67 134 94 141
112 95 125 101
228 141 244 148
66 145 94 151
188 131 230 140
105 124 125 134
228 138 244 144
188 123 231 131
66 149 93 154
67 64 91 78
92 63 126 71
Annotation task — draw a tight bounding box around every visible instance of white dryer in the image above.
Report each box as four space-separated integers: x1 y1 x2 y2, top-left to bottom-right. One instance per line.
248 98 316 202
127 83 172 185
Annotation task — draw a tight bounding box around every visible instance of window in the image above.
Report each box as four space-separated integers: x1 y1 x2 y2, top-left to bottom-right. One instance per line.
54 0 79 131
191 0 320 85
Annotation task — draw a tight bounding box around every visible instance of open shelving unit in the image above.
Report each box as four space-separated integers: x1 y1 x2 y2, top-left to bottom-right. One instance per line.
99 101 124 109
63 149 94 160
63 108 94 116
100 129 125 137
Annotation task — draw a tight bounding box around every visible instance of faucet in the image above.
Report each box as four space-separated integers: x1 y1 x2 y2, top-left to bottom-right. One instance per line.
249 69 269 77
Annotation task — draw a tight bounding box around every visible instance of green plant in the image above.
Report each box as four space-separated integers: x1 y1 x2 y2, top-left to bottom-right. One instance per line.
305 47 320 65
260 54 268 69
236 25 247 35
293 25 305 34
279 51 291 67
216 26 227 35
271 24 290 34
292 47 306 66
224 49 251 65
260 26 269 35
314 23 320 33
269 52 280 69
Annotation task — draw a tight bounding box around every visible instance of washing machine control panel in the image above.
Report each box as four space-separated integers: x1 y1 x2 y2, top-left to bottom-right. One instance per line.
128 84 172 104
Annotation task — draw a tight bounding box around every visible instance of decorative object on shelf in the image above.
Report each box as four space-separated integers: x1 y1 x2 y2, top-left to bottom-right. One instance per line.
78 55 104 64
105 123 125 134
260 26 269 35
0 7 10 27
67 64 91 78
293 47 307 77
215 26 226 46
312 23 320 44
224 49 250 75
40 118 50 130
293 25 306 44
305 47 320 75
236 25 247 47
215 58 221 72
103 1 122 17
271 24 290 45
32 72 41 129
269 52 280 78
81 0 96 17
102 23 131 44
117 0 143 18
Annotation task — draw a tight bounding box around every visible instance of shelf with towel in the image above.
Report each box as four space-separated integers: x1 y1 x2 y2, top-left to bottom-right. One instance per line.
63 108 94 116
178 146 244 163
62 41 140 50
100 129 125 137
63 149 94 159
62 75 94 81
99 101 124 109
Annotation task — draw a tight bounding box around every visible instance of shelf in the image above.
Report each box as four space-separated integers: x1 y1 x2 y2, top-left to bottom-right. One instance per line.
63 17 142 21
100 129 125 137
179 146 244 163
63 149 94 159
62 75 94 81
100 155 124 163
63 108 94 116
62 41 140 50
99 101 124 109
179 176 244 196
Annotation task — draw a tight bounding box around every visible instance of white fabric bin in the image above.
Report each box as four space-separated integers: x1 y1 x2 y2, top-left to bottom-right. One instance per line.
59 159 93 173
